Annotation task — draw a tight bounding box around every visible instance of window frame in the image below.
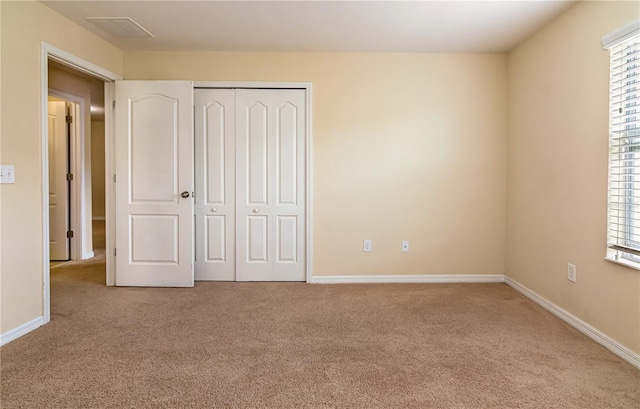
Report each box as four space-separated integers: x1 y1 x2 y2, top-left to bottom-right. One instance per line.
604 21 640 269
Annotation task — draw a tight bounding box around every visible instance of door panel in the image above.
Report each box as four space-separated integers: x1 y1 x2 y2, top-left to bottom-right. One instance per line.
194 89 235 280
248 215 268 261
206 215 226 261
115 81 193 287
236 89 306 281
277 103 298 206
48 100 70 261
130 96 179 202
248 103 268 205
130 215 179 263
277 216 297 262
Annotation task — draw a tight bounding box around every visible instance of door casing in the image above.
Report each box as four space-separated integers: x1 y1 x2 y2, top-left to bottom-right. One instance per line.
194 87 310 281
194 82 313 283
40 42 122 324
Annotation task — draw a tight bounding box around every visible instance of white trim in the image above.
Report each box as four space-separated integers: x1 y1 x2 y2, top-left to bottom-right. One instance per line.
602 20 640 49
306 84 313 283
604 254 640 271
41 42 121 326
309 274 505 284
505 276 640 370
45 44 121 82
194 81 313 283
0 317 45 347
194 81 311 89
105 82 116 286
83 251 95 259
41 44 51 324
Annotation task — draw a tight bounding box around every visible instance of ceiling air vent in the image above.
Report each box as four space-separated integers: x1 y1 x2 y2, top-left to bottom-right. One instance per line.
86 17 154 38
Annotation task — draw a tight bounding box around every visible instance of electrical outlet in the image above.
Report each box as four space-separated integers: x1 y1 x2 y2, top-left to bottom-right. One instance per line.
402 240 409 252
0 165 15 184
567 263 576 283
363 239 372 252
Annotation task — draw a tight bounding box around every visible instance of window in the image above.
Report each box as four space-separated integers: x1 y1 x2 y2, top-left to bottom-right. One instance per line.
605 22 640 266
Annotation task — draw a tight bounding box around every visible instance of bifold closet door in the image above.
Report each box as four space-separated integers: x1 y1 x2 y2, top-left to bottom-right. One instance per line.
194 88 306 282
194 89 236 280
235 89 306 281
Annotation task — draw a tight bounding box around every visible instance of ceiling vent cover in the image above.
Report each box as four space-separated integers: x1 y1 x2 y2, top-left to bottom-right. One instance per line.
86 17 154 38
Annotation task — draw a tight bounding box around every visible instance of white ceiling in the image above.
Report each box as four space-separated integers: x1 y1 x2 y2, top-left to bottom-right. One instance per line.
41 0 577 53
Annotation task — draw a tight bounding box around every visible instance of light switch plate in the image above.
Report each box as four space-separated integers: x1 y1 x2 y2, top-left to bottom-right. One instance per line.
0 165 15 183
567 263 576 283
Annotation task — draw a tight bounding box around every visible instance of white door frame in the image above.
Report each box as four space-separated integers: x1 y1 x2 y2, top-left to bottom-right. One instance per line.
195 81 313 282
40 42 121 323
47 91 84 261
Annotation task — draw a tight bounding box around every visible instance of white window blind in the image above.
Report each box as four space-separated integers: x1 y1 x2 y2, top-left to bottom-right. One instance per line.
607 31 640 259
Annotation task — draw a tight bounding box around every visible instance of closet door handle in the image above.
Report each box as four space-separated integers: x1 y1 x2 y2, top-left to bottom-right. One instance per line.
180 191 190 198
253 208 259 213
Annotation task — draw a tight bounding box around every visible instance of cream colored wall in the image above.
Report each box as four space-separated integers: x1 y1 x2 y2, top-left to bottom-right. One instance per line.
125 52 508 278
0 1 123 333
91 121 105 220
507 1 640 354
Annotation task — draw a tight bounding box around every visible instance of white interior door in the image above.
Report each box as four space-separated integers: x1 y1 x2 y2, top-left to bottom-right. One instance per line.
115 81 194 287
194 89 236 280
236 89 306 281
48 100 70 261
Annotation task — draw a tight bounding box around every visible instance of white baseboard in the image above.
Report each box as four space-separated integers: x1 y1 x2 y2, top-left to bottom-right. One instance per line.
82 251 95 260
505 276 640 370
309 274 505 284
0 316 45 346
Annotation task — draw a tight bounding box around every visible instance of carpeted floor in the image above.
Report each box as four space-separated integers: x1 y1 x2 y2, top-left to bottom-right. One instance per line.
1 227 638 407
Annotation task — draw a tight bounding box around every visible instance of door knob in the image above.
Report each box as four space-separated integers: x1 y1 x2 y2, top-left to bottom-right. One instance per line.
211 208 217 213
180 191 190 198
253 208 259 213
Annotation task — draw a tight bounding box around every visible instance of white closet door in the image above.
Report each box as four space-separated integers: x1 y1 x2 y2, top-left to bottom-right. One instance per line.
194 89 235 280
236 89 306 281
48 100 70 261
115 81 194 287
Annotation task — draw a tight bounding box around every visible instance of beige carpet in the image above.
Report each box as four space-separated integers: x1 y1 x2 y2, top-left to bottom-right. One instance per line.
1 248 638 408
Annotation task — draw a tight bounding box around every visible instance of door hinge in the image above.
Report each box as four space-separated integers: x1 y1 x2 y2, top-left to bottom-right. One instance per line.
113 100 116 109
66 115 72 124
113 174 116 183
114 248 117 256
67 230 74 238
66 173 73 181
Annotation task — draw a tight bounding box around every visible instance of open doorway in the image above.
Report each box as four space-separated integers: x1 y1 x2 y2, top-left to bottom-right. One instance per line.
41 43 121 324
47 60 106 265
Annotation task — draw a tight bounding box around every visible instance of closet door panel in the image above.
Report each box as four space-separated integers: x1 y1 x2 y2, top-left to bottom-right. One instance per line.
236 89 305 281
236 92 272 281
194 89 235 281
